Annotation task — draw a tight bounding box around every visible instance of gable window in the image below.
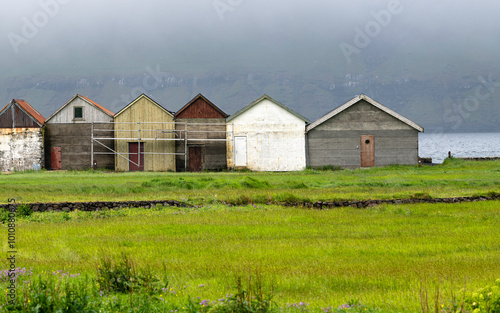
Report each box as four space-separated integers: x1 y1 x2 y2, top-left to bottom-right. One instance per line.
74 107 83 119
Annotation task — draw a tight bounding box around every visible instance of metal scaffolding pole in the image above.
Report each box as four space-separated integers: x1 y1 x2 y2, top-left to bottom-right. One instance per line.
90 121 233 172
184 123 188 172
91 122 94 169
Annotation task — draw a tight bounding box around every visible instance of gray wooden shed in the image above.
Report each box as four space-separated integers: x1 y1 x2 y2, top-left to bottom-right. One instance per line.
306 94 424 168
44 94 115 170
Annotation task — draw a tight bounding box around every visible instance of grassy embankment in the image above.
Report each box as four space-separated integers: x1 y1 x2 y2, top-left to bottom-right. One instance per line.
0 158 499 204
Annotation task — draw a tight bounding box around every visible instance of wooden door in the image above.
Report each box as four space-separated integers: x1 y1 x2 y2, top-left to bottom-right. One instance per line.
189 147 202 172
129 142 144 171
361 135 375 167
234 137 247 167
51 147 62 170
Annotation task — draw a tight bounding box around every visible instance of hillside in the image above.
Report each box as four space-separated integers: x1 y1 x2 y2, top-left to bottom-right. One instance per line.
2 5 500 133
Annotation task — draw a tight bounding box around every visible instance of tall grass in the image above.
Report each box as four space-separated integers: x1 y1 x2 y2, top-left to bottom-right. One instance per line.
2 201 499 312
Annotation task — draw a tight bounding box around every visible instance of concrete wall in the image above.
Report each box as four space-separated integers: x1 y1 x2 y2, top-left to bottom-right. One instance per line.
46 97 113 123
175 118 227 171
0 128 44 172
44 123 115 170
227 99 307 171
308 100 419 168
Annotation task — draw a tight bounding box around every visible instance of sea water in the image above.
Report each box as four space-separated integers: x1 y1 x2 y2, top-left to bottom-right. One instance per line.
419 133 500 163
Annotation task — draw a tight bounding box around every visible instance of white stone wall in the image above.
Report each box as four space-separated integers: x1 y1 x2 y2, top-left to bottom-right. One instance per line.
0 128 43 172
227 99 307 171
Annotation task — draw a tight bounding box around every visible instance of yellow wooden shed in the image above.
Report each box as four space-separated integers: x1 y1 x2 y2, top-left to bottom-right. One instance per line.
113 94 175 171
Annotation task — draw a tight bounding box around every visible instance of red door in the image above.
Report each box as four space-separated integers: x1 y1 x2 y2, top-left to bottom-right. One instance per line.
129 142 144 171
189 147 202 172
51 147 62 170
361 135 375 167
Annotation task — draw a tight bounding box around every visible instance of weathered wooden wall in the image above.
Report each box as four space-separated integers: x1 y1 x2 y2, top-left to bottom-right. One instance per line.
44 123 115 170
47 97 113 123
0 128 44 172
175 118 227 171
176 97 226 119
307 100 419 168
0 104 40 128
227 99 307 171
114 96 175 171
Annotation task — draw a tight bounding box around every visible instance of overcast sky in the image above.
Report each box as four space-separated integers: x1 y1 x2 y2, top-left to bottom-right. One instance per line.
1 0 500 77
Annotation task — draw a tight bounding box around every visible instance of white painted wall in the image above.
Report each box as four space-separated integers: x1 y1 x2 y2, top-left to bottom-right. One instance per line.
46 97 113 124
0 128 43 172
227 99 307 171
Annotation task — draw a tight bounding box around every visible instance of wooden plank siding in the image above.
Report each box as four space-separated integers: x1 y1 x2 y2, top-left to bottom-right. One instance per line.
175 118 227 171
0 102 42 128
307 100 420 168
175 94 228 172
44 95 115 170
45 97 113 124
114 95 175 172
176 95 228 119
44 123 115 170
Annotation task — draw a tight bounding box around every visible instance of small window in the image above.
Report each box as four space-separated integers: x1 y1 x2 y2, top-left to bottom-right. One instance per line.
74 107 83 119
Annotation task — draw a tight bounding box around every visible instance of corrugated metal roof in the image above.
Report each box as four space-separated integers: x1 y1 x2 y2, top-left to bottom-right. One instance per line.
306 94 424 132
45 94 114 123
226 94 310 123
114 93 174 118
0 99 45 126
175 93 229 118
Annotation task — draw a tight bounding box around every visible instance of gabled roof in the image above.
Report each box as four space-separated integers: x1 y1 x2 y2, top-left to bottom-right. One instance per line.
0 99 45 126
114 94 174 118
306 94 424 132
45 94 114 123
226 94 310 123
175 93 228 118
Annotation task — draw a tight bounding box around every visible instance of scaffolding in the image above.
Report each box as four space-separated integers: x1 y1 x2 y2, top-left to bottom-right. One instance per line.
91 121 234 171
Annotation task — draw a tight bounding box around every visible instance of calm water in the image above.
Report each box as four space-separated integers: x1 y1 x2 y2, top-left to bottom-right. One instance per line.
419 133 500 163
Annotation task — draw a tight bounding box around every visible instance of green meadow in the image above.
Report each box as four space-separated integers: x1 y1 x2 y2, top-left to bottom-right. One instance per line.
1 158 499 205
1 159 500 312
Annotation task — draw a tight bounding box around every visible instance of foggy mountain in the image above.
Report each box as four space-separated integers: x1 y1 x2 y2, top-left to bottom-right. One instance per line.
1 0 499 132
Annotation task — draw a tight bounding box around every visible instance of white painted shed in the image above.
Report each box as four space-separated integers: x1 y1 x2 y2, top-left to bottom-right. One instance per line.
226 95 309 171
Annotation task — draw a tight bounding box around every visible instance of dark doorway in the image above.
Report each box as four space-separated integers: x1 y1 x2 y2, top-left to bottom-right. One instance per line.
129 142 144 171
361 135 375 167
51 147 62 170
189 147 202 172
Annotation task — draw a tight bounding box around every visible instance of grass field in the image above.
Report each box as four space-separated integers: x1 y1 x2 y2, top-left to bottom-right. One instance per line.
2 202 500 312
1 159 500 312
1 158 499 205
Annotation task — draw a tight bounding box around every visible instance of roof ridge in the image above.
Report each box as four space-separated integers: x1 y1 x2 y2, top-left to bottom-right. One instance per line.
306 94 423 132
